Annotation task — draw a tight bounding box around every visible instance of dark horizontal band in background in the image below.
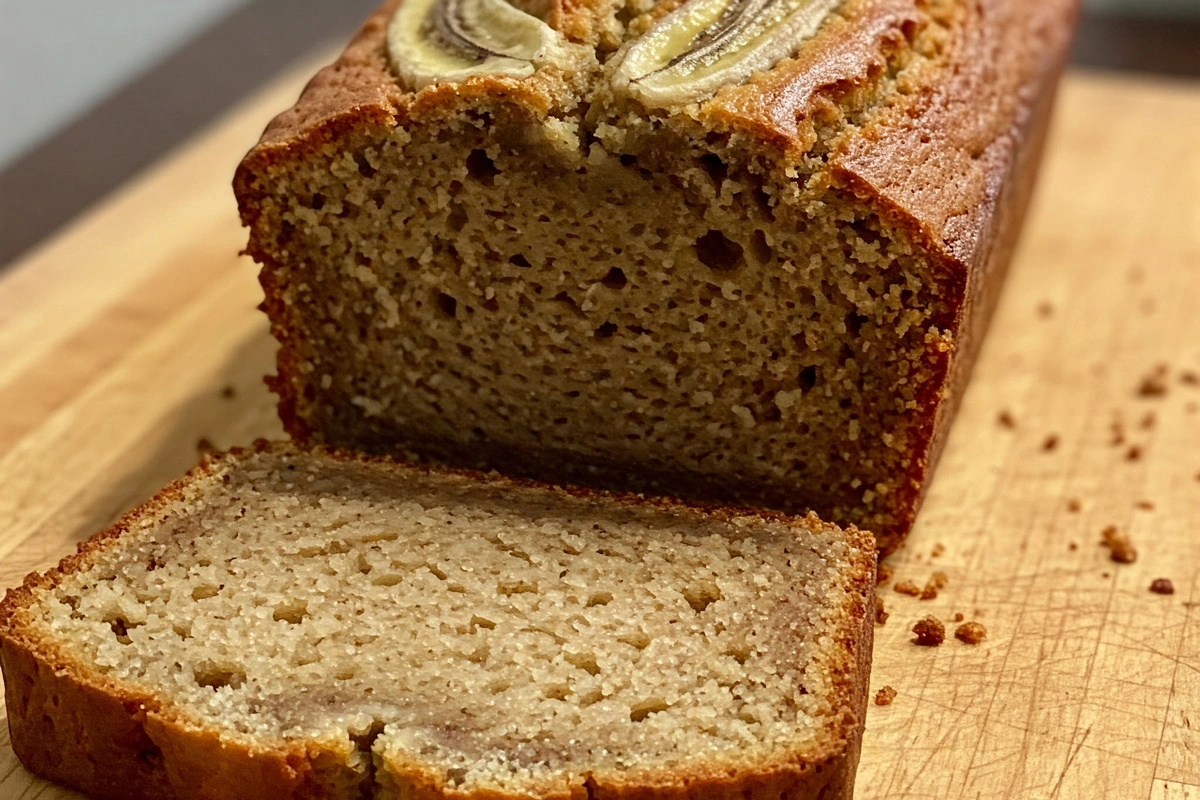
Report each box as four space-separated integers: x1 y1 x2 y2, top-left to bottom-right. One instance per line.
1 7 1198 270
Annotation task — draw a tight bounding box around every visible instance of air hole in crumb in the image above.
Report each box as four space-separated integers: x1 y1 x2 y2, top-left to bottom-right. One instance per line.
436 293 458 318
682 583 722 613
446 768 468 786
594 321 618 338
191 585 219 601
587 592 613 607
335 669 356 681
509 253 531 268
273 603 308 624
601 267 628 289
565 652 601 676
109 618 134 644
750 230 773 265
498 580 537 596
799 365 819 393
699 153 728 183
371 574 402 587
470 614 497 631
619 631 652 650
353 152 377 178
466 149 498 184
545 685 571 701
725 644 753 665
195 665 245 691
310 193 325 211
630 699 669 722
694 230 744 272
580 689 604 707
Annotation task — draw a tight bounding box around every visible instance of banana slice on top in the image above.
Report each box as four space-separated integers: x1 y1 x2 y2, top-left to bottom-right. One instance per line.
613 0 843 107
388 0 569 88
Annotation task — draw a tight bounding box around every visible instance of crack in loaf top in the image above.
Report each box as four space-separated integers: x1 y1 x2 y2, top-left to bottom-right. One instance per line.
239 0 1080 269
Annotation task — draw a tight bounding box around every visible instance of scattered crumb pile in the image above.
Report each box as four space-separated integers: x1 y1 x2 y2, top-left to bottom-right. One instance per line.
919 572 948 600
874 686 897 707
1100 526 1137 564
21 452 864 795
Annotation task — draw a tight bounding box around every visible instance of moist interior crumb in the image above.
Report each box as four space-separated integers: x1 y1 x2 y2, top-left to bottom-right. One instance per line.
26 451 864 795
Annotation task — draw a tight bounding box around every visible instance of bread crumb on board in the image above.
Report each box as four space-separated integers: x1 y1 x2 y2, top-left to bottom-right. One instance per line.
894 580 922 597
930 543 945 558
920 572 949 600
1110 416 1126 447
875 596 889 626
1135 500 1155 511
953 612 964 623
997 410 1017 429
912 616 946 647
1101 526 1138 564
874 686 898 706
955 622 988 645
1042 434 1060 452
1137 364 1170 397
1126 445 1143 462
1181 370 1199 386
1067 498 1082 513
1150 579 1175 595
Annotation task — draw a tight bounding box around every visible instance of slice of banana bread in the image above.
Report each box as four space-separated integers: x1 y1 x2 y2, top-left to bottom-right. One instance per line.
235 0 1079 552
0 443 875 800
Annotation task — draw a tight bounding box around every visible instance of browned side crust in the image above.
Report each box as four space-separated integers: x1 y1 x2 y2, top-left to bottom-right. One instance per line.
0 442 876 800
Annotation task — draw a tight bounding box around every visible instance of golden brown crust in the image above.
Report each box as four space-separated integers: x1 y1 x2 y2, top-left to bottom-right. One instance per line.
0 442 875 800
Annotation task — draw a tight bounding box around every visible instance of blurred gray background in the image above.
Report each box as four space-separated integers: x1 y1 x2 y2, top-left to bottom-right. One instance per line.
2 0 1199 171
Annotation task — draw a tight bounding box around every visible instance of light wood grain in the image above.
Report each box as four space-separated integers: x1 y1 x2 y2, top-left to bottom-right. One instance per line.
0 60 1198 798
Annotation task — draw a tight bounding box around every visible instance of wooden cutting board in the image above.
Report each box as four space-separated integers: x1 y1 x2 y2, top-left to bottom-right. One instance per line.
0 50 1197 798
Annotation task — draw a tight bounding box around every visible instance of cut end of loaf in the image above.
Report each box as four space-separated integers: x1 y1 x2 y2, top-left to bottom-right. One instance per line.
0 446 875 798
234 1 972 554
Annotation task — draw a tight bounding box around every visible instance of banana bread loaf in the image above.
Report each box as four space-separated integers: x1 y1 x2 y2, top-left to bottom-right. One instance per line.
235 0 1079 552
0 443 876 800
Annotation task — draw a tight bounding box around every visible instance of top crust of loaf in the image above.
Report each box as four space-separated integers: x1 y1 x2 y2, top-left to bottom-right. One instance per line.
237 0 1080 275
0 441 877 800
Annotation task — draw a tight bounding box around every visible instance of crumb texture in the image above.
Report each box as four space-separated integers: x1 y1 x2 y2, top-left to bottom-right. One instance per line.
16 450 869 796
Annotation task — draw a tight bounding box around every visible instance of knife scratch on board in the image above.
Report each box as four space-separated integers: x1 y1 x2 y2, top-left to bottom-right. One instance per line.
1048 724 1092 800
